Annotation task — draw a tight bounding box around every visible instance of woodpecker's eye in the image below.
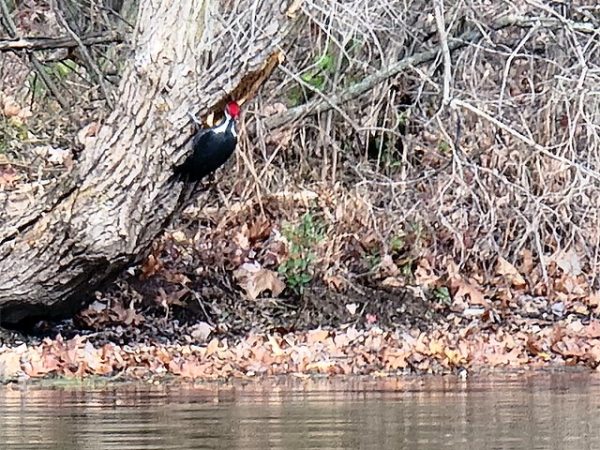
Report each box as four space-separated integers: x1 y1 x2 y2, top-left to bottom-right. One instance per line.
226 101 241 119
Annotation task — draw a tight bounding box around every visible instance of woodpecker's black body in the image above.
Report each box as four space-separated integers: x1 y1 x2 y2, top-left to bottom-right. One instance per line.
173 102 240 182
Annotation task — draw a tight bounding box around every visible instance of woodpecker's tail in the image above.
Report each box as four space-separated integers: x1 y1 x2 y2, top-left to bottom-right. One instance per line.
168 164 187 183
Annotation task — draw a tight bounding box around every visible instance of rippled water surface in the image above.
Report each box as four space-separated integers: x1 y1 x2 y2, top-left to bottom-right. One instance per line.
1 373 599 449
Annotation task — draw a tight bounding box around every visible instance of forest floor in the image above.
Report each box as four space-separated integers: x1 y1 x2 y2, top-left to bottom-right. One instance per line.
1 194 599 383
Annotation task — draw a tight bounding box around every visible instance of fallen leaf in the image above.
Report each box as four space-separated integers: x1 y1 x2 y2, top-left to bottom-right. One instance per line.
452 278 489 308
268 335 284 356
526 336 544 356
323 273 346 291
444 348 464 366
386 354 408 370
234 262 286 299
262 102 287 117
414 258 439 286
0 166 19 188
248 218 272 242
554 275 586 299
382 277 403 288
77 121 100 145
552 249 582 276
306 329 329 344
110 301 144 326
234 224 250 250
30 145 70 167
0 352 22 378
305 360 335 373
378 254 400 277
520 249 535 274
3 101 21 117
588 345 600 364
429 339 444 356
588 291 600 306
190 322 213 342
179 358 207 378
171 230 187 243
496 256 526 288
140 254 161 278
346 303 358 315
205 338 220 357
585 321 600 339
553 337 586 358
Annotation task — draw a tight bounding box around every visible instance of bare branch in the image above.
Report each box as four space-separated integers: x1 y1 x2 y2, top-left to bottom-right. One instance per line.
433 0 451 106
0 32 123 52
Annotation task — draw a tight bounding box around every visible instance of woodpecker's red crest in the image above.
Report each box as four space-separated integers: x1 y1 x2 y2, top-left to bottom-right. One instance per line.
225 101 241 120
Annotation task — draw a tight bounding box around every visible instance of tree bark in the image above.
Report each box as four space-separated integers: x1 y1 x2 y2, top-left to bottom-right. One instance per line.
0 0 295 324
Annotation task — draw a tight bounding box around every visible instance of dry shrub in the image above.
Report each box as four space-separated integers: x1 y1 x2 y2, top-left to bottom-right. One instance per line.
219 0 600 290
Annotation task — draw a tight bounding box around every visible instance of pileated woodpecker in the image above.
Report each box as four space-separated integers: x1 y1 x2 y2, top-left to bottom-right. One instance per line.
173 101 241 181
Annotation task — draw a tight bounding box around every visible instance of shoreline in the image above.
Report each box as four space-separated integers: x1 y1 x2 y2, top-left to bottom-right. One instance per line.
2 316 599 383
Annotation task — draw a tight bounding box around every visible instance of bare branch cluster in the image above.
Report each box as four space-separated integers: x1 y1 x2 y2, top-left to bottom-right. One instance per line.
0 0 130 108
239 0 600 282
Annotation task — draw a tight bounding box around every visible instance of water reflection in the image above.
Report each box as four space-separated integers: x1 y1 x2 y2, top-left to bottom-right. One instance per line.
0 373 598 449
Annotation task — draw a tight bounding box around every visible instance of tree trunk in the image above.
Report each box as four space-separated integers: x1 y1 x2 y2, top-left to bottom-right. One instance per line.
0 0 295 324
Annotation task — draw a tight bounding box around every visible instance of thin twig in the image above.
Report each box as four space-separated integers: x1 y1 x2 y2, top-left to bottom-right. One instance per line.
497 24 538 115
433 0 451 106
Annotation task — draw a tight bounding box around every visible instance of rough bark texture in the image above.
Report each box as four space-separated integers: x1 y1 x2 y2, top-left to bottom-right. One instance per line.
0 0 294 324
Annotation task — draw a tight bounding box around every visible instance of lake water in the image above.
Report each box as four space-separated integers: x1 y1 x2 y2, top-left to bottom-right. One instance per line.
0 372 598 449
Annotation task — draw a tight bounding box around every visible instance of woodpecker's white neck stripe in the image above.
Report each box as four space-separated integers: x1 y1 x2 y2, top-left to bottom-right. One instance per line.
213 112 237 137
